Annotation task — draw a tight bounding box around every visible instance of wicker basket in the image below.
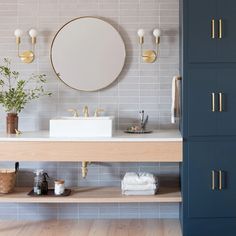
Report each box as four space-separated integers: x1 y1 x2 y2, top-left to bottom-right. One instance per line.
0 162 19 194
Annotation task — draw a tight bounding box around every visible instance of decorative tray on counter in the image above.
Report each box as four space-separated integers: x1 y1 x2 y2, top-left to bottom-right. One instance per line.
124 130 153 134
27 189 71 197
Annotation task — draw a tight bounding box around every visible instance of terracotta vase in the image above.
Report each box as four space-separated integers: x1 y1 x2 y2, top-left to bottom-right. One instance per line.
6 113 18 134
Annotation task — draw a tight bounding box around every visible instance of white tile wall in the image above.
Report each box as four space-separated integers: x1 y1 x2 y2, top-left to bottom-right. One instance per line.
0 0 179 219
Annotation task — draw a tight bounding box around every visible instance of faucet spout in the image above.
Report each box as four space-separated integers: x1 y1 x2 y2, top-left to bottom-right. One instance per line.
94 108 105 117
83 106 89 117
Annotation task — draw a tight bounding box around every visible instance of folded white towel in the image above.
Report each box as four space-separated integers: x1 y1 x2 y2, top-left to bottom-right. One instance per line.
122 190 156 196
121 181 157 191
171 75 181 124
122 172 156 185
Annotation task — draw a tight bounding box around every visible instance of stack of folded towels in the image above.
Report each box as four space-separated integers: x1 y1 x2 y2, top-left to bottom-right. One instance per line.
121 172 158 196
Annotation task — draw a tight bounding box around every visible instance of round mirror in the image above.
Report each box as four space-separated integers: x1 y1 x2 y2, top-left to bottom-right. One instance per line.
50 17 126 91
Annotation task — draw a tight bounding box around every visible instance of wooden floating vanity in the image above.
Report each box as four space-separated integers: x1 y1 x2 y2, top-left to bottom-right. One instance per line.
0 130 182 162
0 130 182 203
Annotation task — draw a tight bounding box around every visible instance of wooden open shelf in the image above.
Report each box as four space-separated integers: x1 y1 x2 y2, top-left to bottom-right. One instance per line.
0 186 182 203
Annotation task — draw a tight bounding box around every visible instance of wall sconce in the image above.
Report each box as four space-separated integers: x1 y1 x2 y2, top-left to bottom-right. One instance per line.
137 28 161 63
14 28 37 63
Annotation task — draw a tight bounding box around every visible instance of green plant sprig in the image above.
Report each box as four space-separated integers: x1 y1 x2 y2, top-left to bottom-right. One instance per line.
0 58 52 113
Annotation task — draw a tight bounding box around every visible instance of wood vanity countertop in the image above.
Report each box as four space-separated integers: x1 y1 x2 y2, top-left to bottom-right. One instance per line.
0 130 182 162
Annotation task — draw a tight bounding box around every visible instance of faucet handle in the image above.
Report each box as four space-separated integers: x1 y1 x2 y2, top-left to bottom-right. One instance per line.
94 108 105 117
68 108 79 117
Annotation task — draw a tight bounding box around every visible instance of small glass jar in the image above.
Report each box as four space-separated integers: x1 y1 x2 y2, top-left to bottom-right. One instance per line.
54 180 65 195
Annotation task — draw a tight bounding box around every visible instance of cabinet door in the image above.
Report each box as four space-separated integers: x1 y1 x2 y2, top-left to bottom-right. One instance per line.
187 69 218 136
218 69 236 135
188 141 236 218
187 0 217 62
217 0 236 62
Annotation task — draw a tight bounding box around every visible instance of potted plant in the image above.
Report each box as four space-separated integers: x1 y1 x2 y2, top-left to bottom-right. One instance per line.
0 58 52 134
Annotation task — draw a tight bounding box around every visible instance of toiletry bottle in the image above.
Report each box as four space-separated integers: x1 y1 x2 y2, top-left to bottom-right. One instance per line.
41 173 49 195
33 169 44 195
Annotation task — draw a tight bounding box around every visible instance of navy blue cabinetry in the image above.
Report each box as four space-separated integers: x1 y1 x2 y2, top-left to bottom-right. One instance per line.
181 140 236 235
187 0 217 62
188 141 236 218
217 0 236 62
187 68 218 136
180 0 236 235
187 0 236 63
187 68 236 137
217 69 236 135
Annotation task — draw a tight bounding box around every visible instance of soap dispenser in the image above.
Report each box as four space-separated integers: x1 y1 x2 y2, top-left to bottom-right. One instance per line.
33 169 44 195
41 173 50 195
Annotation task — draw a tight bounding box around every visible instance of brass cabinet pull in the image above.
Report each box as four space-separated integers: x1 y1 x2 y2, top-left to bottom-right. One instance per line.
219 19 223 39
219 170 222 190
211 93 216 112
212 170 215 190
211 19 215 39
219 92 223 112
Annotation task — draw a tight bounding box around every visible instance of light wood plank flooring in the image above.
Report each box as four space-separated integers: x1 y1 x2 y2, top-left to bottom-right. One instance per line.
0 219 182 236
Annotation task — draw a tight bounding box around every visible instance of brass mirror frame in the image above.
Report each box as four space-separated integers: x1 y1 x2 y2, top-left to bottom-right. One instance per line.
50 16 126 92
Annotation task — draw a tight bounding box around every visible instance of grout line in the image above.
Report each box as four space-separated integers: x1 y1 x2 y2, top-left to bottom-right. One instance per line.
16 0 19 221
138 0 141 112
118 0 121 220
157 0 161 130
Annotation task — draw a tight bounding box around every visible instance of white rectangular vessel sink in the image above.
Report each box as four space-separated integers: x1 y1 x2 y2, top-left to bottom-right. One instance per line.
50 116 114 138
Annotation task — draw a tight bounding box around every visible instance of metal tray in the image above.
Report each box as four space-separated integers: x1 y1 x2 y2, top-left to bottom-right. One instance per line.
28 189 71 197
124 130 153 134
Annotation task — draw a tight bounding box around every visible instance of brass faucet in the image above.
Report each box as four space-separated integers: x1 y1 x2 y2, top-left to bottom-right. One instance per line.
81 161 91 178
83 106 89 117
94 108 105 117
68 109 79 117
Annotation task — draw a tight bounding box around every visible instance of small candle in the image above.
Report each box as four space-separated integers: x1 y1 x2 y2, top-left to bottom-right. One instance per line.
54 179 65 195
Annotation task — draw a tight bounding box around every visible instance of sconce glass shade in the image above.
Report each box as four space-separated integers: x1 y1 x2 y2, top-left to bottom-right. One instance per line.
29 29 37 37
14 29 23 37
153 29 161 37
137 29 145 37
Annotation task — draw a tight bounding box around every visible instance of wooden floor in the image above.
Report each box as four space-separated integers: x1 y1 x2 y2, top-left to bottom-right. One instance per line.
0 219 182 236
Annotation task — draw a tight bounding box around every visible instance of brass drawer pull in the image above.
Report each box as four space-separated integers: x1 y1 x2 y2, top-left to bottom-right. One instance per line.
219 19 223 39
219 170 222 190
211 19 215 39
219 92 223 112
211 93 216 112
212 170 215 190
